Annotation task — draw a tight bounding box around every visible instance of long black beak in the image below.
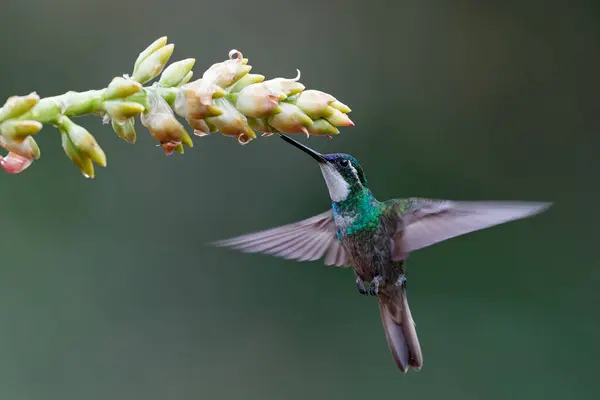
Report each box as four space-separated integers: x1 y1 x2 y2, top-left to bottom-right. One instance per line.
278 134 327 163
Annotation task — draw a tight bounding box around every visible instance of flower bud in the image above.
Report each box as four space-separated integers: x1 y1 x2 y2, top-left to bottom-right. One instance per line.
187 118 213 136
134 36 168 72
132 44 175 84
174 79 226 120
0 92 40 122
142 110 184 145
104 100 145 122
0 152 32 174
202 50 252 88
173 143 185 154
291 90 335 119
141 91 187 155
307 119 339 136
180 130 194 148
158 58 196 87
160 141 186 156
247 117 275 134
205 98 256 144
236 83 285 118
0 135 40 160
262 70 305 97
230 74 265 93
58 116 107 168
0 120 42 141
324 107 355 127
179 71 194 85
61 131 95 178
330 100 351 113
104 77 142 100
268 103 313 136
111 118 137 143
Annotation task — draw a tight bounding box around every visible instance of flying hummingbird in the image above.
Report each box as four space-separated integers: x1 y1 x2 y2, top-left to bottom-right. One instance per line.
213 134 551 373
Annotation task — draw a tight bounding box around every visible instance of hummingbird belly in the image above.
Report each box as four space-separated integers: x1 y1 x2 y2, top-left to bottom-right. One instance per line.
340 227 395 283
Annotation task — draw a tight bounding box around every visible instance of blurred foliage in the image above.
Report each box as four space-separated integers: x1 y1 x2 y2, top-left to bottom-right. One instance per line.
0 1 598 400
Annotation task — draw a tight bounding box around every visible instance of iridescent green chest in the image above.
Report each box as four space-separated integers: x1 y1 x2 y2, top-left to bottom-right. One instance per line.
333 192 383 238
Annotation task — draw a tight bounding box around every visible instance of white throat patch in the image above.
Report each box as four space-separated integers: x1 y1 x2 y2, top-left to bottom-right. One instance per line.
319 164 350 202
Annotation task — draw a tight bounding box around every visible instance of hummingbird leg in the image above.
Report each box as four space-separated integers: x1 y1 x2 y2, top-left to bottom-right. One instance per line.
368 275 384 296
355 272 368 295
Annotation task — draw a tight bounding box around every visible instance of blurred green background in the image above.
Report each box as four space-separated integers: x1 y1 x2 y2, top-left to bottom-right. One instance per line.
1 1 598 399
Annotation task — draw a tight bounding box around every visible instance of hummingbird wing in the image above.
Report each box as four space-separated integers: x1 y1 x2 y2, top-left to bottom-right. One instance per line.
388 198 551 260
212 210 350 267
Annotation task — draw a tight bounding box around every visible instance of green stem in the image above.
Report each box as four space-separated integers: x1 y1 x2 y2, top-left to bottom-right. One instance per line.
16 86 180 125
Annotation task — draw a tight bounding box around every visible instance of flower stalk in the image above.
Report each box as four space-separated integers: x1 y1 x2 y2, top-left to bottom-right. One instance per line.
0 37 353 178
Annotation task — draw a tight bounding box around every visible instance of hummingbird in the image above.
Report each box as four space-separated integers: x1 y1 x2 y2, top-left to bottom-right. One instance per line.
213 134 551 373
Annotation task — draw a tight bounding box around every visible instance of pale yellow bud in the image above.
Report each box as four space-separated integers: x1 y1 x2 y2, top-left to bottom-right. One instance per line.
307 119 340 136
292 90 335 119
58 116 106 167
179 71 194 85
0 92 40 122
104 77 142 100
134 36 168 72
0 120 42 141
330 100 351 113
181 130 194 148
268 103 313 136
61 131 95 178
104 100 145 122
247 117 274 133
158 58 196 87
132 44 174 84
111 118 137 143
324 107 355 127
230 74 265 93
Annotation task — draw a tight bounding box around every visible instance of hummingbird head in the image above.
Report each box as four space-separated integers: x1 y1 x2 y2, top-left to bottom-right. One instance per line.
279 134 367 202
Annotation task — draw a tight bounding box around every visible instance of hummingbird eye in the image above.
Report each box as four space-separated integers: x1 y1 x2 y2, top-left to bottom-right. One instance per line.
338 159 349 167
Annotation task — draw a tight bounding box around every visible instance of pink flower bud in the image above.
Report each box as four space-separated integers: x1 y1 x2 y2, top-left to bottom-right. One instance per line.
174 79 225 120
236 83 285 118
202 50 252 88
0 152 32 174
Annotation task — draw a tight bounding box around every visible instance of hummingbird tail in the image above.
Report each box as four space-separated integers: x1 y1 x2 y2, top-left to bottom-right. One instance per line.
377 285 423 373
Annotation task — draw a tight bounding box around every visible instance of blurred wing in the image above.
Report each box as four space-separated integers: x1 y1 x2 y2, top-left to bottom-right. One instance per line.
212 210 351 267
391 198 551 259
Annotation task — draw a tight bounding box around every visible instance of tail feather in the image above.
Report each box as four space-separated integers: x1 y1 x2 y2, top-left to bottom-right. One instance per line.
378 285 422 373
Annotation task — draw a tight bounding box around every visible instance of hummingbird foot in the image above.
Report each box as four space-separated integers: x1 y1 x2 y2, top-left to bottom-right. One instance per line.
368 275 384 296
394 274 407 288
355 273 368 295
